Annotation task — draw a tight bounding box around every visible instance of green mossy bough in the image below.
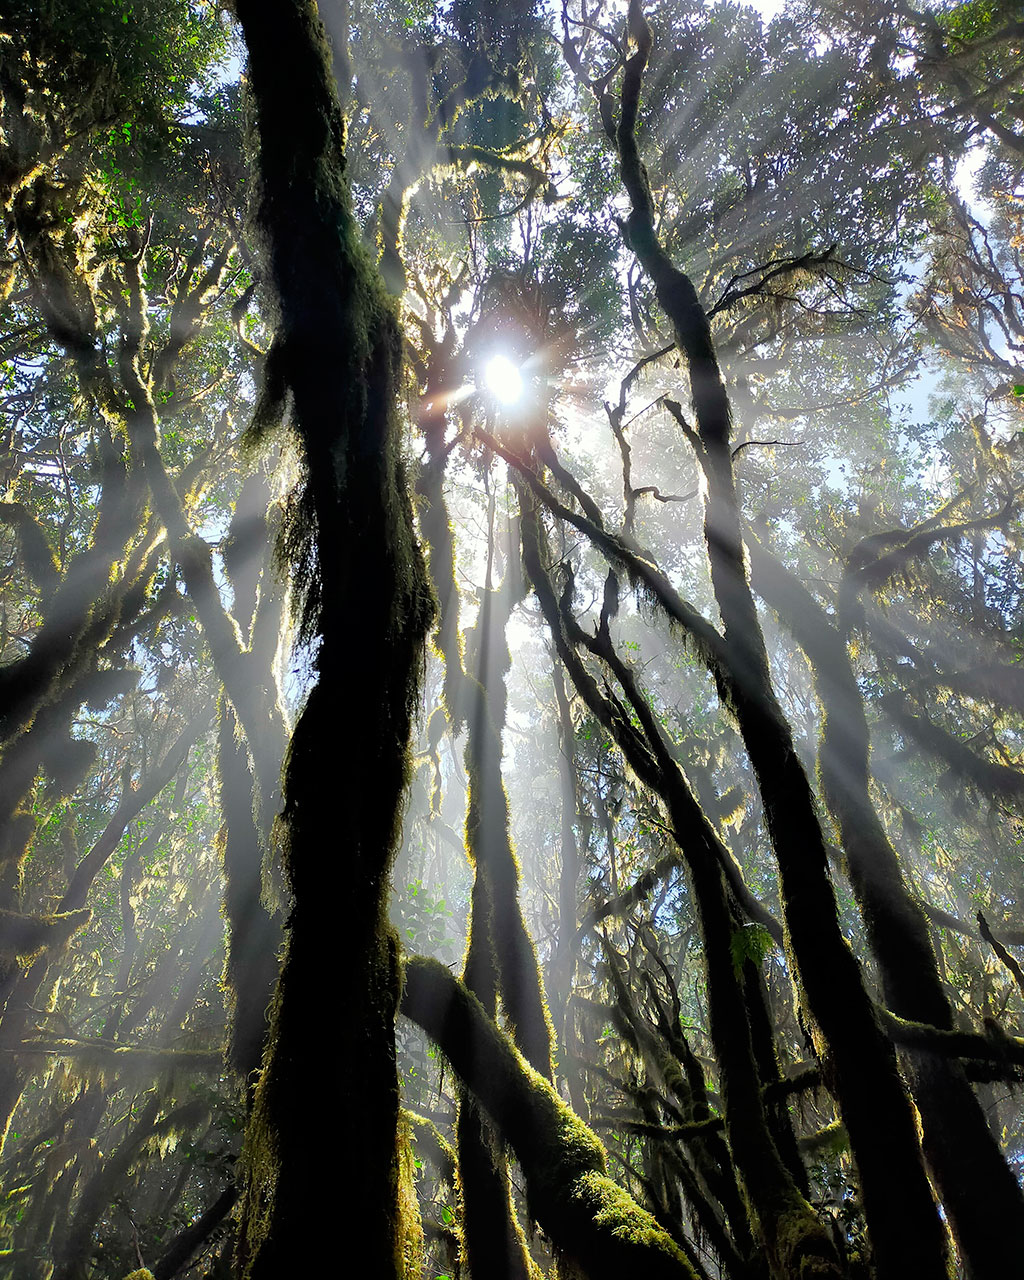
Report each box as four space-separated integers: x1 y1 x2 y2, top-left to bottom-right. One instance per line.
402 954 699 1280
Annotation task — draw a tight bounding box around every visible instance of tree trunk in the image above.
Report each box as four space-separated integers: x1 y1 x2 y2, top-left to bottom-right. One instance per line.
231 2 434 1275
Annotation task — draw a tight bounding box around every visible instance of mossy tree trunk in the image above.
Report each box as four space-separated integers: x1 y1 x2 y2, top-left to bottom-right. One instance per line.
609 4 951 1275
417 382 549 1277
402 954 701 1280
232 1 433 1276
459 517 548 1280
749 530 1024 1279
550 657 587 1116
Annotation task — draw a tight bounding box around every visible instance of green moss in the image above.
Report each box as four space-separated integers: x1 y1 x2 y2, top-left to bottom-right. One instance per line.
0 907 91 964
398 1116 425 1280
576 1170 679 1249
402 956 699 1280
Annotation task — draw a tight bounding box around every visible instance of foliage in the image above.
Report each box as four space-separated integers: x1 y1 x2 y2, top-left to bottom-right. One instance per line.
2 0 1024 1276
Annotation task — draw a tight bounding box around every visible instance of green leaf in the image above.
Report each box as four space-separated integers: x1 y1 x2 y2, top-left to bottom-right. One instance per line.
730 924 772 974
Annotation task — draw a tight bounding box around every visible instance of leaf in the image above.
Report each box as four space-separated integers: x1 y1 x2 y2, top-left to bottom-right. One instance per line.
730 923 772 974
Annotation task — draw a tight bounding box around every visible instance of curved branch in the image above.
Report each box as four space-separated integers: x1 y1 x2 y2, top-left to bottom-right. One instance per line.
400 954 699 1280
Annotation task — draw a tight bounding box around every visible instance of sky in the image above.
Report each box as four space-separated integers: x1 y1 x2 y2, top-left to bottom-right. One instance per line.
748 0 786 17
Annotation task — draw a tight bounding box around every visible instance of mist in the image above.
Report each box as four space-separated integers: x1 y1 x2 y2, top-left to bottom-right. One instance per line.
1 0 1023 1277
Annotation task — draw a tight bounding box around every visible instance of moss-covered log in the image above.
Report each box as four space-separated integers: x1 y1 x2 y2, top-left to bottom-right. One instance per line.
402 954 700 1280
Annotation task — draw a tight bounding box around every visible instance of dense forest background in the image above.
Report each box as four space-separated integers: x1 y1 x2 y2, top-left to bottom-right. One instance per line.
2 0 1024 1276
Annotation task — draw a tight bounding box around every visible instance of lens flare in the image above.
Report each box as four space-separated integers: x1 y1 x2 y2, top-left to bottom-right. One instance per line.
484 354 524 405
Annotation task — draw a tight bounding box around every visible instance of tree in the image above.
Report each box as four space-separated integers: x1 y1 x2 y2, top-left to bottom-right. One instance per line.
2 1 1024 1278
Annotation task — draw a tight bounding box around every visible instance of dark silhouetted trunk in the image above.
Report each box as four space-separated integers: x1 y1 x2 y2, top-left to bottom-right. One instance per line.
232 2 434 1276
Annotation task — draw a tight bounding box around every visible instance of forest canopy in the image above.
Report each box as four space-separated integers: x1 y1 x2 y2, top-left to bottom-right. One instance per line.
1 0 1024 1277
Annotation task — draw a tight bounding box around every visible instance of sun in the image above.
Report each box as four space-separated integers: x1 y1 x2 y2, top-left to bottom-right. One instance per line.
483 354 524 406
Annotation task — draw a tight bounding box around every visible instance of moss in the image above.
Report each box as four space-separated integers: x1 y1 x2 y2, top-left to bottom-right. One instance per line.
462 729 554 1078
406 1109 458 1188
0 907 91 964
768 1209 850 1280
403 955 699 1280
456 569 555 1278
397 1116 425 1280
